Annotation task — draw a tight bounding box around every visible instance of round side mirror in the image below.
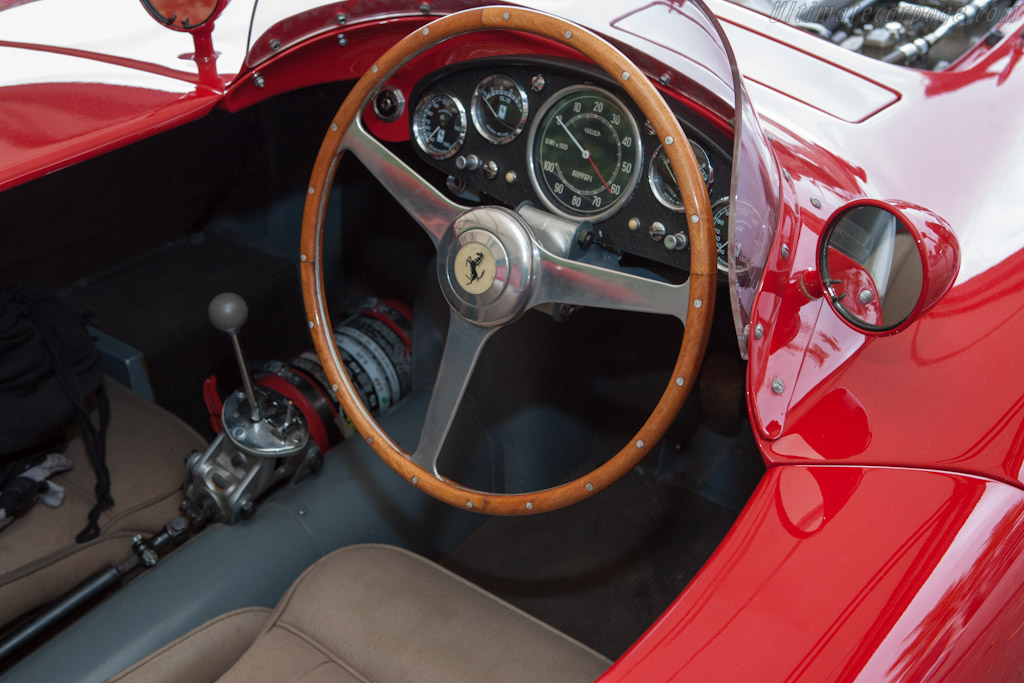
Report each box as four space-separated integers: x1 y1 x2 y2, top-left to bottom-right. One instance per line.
140 0 226 31
818 200 959 335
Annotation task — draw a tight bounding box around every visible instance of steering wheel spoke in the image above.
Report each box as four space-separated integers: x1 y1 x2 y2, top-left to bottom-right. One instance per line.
411 312 495 475
532 249 691 323
341 119 466 247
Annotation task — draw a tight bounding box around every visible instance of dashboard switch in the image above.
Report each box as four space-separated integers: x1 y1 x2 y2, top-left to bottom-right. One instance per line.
649 221 666 242
456 154 481 171
664 232 688 251
483 160 499 180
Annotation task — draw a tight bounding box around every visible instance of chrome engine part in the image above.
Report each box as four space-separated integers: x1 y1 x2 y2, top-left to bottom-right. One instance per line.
762 0 1018 69
183 387 323 525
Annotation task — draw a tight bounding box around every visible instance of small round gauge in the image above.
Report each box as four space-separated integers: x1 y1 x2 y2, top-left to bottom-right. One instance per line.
528 85 642 220
412 91 467 159
649 142 715 211
471 74 529 144
712 198 731 273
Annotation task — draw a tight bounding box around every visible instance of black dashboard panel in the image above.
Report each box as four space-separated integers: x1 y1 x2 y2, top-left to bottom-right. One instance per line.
406 57 733 273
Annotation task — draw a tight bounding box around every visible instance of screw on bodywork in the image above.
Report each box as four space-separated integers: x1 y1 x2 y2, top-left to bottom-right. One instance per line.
859 289 874 304
419 3 431 13
811 197 822 209
336 12 347 24
269 38 281 51
784 169 791 181
771 377 785 394
337 34 347 46
754 323 764 339
781 244 790 259
660 73 671 85
252 72 265 88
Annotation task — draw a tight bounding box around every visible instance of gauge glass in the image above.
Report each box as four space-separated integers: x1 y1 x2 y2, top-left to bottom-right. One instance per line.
471 74 529 144
413 91 467 159
712 199 731 273
528 85 642 221
649 142 714 211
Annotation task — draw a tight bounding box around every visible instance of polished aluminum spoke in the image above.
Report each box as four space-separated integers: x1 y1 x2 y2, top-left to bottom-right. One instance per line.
531 249 690 323
341 119 466 247
411 313 496 475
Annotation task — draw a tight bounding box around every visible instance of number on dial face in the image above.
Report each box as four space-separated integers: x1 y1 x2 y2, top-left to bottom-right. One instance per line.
530 86 642 220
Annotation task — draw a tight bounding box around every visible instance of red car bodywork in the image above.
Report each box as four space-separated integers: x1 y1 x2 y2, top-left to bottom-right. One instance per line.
3 0 1024 679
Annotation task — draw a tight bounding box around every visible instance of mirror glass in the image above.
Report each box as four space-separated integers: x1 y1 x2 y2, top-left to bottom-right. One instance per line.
820 205 923 331
141 0 222 31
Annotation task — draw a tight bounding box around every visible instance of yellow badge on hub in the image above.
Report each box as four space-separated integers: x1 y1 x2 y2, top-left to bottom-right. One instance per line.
454 242 496 295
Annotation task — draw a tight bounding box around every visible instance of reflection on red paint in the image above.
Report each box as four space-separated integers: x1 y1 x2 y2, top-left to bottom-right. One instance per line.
600 466 1024 682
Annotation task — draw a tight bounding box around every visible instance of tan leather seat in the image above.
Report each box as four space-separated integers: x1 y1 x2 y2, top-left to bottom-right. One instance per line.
111 544 611 683
0 378 206 627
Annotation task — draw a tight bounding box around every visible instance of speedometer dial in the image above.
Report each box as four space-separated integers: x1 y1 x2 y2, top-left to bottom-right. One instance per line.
528 86 641 221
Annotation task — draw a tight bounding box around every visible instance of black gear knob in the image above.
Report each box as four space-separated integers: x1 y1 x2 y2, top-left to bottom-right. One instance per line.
208 292 248 335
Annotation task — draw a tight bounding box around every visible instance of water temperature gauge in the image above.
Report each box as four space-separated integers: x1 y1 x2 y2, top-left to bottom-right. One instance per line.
471 74 529 144
413 91 467 159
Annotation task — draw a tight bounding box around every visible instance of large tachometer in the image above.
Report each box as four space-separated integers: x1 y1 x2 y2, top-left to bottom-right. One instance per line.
528 85 641 221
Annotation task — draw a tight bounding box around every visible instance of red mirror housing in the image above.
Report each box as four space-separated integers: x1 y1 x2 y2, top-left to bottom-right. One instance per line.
818 199 959 336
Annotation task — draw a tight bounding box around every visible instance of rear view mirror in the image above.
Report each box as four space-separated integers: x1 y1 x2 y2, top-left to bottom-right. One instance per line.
140 0 225 32
818 201 959 335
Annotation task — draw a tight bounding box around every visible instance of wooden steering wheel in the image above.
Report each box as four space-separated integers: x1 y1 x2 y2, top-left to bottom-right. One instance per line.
300 6 717 514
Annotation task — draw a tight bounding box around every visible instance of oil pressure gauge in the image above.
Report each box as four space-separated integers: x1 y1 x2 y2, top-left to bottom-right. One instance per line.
413 91 467 159
471 74 529 144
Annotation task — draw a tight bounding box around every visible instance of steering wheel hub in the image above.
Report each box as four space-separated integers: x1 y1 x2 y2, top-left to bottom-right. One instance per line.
438 207 536 327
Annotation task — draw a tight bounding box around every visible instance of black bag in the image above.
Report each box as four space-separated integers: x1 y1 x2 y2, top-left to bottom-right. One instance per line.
0 285 113 542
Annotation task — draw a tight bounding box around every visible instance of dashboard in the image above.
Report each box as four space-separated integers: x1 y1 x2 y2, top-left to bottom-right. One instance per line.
397 58 734 274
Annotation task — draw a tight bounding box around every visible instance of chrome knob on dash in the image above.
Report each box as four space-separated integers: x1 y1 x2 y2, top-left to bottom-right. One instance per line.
664 232 688 251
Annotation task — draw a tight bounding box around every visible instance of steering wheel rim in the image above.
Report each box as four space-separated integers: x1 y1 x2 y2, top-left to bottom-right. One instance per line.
300 6 717 514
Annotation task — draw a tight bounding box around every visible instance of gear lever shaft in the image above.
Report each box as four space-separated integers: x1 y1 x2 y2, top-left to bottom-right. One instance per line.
208 292 262 423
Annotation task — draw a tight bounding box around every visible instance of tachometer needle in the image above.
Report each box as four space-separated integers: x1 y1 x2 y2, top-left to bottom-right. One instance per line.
588 156 612 193
556 115 590 160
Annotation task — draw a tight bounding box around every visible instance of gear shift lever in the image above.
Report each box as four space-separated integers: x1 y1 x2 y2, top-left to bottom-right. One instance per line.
208 292 261 423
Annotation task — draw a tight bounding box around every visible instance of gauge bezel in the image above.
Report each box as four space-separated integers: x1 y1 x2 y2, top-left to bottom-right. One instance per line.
649 141 714 212
711 197 731 273
412 90 467 160
525 84 643 222
470 74 529 145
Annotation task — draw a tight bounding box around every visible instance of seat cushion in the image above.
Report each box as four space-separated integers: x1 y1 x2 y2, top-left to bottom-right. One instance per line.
108 608 272 683
0 378 206 626
115 544 611 683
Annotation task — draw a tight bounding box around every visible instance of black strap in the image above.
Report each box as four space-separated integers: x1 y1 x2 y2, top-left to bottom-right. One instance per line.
23 302 113 543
